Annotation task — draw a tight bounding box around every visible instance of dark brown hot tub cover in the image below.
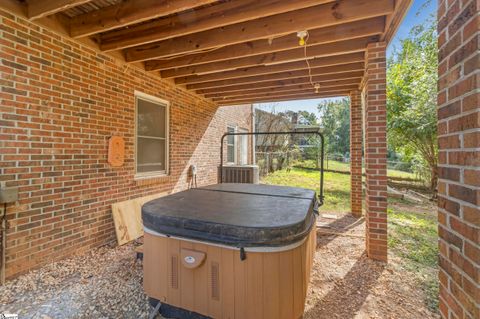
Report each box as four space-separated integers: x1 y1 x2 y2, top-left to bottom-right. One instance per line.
142 183 317 247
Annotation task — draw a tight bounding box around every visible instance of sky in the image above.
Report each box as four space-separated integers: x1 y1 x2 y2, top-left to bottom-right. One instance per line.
255 0 437 117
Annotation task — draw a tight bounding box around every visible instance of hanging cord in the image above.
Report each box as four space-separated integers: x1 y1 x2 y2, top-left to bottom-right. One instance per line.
302 31 315 88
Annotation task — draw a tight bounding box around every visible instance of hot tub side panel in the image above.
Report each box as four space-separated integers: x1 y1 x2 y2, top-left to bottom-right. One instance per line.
144 227 316 319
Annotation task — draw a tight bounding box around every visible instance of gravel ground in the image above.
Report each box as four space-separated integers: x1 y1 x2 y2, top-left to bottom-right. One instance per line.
1 217 439 319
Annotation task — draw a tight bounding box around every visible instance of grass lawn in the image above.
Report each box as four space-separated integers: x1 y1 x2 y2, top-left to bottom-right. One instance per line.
261 167 439 312
295 159 418 180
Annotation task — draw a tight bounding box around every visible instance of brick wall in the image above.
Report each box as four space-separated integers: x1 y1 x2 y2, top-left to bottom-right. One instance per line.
350 90 363 217
0 10 252 278
437 0 479 318
363 42 388 261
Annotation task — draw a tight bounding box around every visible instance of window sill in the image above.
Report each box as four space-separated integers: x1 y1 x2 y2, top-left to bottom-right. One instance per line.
134 172 171 186
134 172 168 180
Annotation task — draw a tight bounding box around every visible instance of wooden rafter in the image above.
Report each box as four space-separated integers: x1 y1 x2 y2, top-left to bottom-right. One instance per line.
159 36 376 78
218 91 350 106
211 84 360 101
173 53 365 84
27 0 91 19
193 71 364 94
203 78 361 99
184 62 365 90
146 17 385 72
125 0 394 62
213 88 357 103
69 0 217 38
99 0 333 51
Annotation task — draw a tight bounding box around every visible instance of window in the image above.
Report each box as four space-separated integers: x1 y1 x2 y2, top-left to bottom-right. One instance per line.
135 92 169 178
226 126 236 163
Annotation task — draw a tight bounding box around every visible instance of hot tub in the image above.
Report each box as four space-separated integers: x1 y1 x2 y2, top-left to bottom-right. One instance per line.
142 183 317 319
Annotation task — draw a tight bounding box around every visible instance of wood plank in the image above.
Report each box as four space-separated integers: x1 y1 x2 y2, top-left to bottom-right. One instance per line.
233 250 247 319
180 241 195 311
245 252 264 319
204 79 361 99
145 17 384 71
292 243 304 317
382 0 413 42
99 0 332 51
185 62 365 90
126 0 394 62
27 0 91 19
218 91 351 106
191 70 364 93
193 242 209 315
278 250 294 319
167 238 181 306
143 233 168 301
221 249 235 319
159 36 375 78
111 192 168 245
172 52 365 83
207 246 222 318
69 0 217 38
212 85 360 102
263 252 280 318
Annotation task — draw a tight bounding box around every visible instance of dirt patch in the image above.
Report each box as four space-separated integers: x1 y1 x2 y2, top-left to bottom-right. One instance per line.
1 219 438 319
306 214 439 319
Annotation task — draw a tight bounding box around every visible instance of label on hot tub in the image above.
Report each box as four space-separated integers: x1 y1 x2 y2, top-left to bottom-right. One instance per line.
184 256 196 264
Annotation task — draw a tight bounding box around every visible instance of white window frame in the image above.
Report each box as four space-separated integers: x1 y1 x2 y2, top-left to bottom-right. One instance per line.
226 125 237 164
134 91 170 180
237 127 249 165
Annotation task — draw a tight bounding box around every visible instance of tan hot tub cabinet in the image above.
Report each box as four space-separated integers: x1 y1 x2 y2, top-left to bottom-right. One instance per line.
142 184 318 319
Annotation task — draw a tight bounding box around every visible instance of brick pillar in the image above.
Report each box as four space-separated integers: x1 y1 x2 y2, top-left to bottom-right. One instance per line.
437 0 479 318
364 42 388 262
350 90 363 217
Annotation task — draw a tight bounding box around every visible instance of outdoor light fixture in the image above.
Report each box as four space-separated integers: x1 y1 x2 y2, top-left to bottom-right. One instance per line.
314 83 320 93
297 30 308 46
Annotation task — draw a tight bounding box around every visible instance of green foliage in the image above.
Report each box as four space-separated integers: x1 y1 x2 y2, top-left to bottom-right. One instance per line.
388 206 439 312
317 98 350 155
261 167 351 212
387 18 438 190
261 166 439 312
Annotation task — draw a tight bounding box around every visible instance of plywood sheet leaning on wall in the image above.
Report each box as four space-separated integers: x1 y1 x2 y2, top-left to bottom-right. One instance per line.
112 192 169 245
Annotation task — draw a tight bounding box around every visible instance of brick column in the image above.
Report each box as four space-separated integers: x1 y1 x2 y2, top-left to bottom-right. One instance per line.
364 42 388 261
350 90 363 217
437 0 479 318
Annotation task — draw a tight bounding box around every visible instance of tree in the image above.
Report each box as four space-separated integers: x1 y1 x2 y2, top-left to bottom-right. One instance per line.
317 98 350 156
387 17 438 191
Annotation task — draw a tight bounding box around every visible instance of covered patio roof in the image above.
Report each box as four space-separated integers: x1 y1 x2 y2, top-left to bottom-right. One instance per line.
7 0 411 105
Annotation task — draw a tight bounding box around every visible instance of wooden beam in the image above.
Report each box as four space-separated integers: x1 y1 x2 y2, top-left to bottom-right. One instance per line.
147 17 384 72
204 79 361 99
211 85 359 101
69 0 217 38
218 91 350 106
126 0 394 62
194 71 364 94
160 36 375 78
381 0 413 42
185 62 365 90
99 0 332 51
173 53 365 84
28 0 91 19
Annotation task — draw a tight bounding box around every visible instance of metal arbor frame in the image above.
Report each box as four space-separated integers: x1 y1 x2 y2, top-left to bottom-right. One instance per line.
219 130 325 205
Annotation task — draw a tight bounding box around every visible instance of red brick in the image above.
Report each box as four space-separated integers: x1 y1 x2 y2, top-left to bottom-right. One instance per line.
0 13 252 278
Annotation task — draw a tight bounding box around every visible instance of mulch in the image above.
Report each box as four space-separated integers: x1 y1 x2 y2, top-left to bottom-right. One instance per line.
1 216 439 319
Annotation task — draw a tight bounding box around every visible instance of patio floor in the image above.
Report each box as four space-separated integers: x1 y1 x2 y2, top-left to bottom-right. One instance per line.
1 215 438 319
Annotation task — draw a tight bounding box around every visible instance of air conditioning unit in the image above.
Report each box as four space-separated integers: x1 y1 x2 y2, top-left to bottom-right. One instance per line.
219 165 259 184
